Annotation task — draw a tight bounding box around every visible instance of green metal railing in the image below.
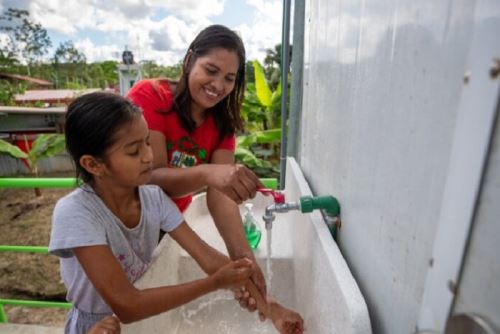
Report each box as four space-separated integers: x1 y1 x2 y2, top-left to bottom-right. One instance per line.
0 176 278 323
0 299 72 323
0 245 49 253
0 177 278 190
0 177 78 188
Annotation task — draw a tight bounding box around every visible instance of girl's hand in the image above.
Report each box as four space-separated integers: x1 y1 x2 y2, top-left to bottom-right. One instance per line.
86 315 121 334
211 258 254 289
205 164 263 203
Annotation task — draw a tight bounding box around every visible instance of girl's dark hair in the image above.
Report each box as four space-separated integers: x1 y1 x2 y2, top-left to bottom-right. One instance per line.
174 24 245 140
65 92 142 183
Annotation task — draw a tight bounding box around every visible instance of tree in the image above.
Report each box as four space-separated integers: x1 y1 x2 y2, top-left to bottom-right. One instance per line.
0 79 25 106
0 8 52 76
52 40 87 88
53 41 86 64
0 49 17 69
263 44 293 90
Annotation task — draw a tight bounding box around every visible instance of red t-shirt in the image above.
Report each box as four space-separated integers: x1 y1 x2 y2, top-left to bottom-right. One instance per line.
127 79 236 212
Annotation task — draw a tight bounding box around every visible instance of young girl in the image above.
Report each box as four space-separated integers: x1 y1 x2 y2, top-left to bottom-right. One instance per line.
49 92 303 334
127 24 267 310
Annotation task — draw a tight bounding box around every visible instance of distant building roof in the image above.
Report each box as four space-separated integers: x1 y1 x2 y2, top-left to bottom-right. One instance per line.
14 89 101 105
0 73 53 87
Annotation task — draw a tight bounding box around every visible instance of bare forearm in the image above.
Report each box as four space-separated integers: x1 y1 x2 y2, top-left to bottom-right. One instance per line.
114 277 217 323
207 187 254 260
245 280 272 319
149 165 209 197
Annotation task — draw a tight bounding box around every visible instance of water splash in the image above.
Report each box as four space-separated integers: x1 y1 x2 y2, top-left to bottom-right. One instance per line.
178 290 276 333
180 291 233 320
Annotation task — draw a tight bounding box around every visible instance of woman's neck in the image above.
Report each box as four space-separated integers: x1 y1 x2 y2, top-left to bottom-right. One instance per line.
190 102 207 127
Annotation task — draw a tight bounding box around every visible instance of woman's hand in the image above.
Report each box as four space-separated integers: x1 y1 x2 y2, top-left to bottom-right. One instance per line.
210 258 254 289
205 164 263 203
269 299 305 334
86 315 121 334
234 263 267 319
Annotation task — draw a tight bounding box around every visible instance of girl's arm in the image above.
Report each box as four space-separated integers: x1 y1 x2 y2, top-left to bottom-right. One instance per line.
148 130 262 201
168 222 230 274
207 149 267 297
74 245 252 324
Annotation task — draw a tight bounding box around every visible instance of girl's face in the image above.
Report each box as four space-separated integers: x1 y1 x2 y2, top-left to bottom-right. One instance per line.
101 115 153 187
187 47 239 113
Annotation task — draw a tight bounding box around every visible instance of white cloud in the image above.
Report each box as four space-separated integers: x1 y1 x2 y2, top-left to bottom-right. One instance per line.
74 38 121 63
29 0 98 35
1 0 282 65
238 0 282 62
146 0 224 21
149 16 209 52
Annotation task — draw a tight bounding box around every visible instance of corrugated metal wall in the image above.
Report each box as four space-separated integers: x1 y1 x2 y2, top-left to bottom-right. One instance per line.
297 0 499 332
0 153 73 176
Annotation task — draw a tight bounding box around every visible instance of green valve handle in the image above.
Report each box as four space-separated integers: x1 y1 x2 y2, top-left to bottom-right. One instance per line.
300 195 341 217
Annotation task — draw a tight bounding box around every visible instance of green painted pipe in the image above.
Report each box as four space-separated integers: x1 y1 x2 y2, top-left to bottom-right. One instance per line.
0 245 49 254
0 177 278 190
0 178 78 188
300 195 341 239
300 195 340 217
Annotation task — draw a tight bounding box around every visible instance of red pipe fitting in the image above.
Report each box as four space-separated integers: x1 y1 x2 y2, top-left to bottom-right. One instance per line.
257 188 285 204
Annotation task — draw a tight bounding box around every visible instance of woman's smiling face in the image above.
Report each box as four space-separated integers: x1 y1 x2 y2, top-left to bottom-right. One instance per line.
187 47 239 113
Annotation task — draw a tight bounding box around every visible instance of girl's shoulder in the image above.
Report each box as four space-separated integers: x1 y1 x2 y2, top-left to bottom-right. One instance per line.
138 185 178 212
138 184 165 204
54 186 87 206
53 185 97 212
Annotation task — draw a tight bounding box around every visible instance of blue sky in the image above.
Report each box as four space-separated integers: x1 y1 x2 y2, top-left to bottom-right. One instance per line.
0 0 283 65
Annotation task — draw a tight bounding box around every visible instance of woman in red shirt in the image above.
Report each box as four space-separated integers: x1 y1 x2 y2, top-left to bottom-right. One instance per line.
128 25 266 312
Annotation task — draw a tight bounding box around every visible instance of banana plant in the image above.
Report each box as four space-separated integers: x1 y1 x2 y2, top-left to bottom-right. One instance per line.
241 60 282 131
236 129 281 177
0 134 66 196
238 60 285 177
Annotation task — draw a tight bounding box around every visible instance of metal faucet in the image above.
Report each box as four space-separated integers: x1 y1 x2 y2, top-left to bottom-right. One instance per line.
262 201 300 230
258 188 342 239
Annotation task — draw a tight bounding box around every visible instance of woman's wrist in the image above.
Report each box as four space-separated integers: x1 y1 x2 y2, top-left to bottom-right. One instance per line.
231 248 255 262
198 164 212 188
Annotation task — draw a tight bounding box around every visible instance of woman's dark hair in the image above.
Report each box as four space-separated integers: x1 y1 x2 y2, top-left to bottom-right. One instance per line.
65 92 142 183
174 24 245 140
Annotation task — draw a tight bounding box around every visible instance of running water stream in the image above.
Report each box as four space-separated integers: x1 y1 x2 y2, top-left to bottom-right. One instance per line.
265 225 273 294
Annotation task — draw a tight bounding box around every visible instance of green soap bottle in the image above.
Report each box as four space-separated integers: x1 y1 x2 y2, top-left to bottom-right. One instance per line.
243 203 262 250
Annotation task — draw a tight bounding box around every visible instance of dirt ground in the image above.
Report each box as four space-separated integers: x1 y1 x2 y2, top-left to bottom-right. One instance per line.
0 184 72 326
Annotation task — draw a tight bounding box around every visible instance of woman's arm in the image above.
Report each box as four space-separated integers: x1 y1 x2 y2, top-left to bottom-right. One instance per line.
74 245 251 324
245 281 304 334
207 149 267 297
149 130 209 197
148 130 262 201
